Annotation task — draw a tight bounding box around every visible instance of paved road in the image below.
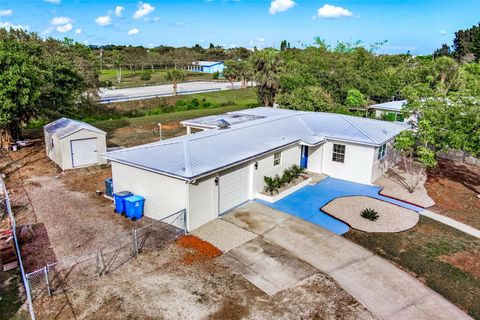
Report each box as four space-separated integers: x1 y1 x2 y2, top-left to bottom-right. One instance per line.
194 202 472 320
99 81 245 103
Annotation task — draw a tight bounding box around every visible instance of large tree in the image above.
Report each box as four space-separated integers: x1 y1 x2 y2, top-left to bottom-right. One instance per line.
165 69 186 96
0 29 98 147
251 49 282 106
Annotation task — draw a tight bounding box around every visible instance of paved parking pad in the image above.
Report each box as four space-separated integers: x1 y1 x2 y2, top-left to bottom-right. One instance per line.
220 237 318 295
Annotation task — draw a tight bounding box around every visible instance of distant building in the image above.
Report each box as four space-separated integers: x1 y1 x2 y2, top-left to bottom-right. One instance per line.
368 100 407 122
187 61 224 74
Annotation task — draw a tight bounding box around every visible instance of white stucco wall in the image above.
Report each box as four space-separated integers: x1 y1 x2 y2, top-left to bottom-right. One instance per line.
307 144 324 173
111 162 188 227
188 175 219 230
251 144 301 194
322 140 375 185
371 139 401 182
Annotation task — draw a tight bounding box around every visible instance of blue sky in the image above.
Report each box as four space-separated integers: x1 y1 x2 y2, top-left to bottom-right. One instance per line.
0 0 479 54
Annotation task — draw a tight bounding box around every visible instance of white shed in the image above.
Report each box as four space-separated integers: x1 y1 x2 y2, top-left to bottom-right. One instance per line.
44 118 107 170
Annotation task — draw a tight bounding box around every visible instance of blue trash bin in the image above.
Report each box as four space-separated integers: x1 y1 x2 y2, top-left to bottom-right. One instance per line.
114 191 133 214
104 178 113 198
124 195 145 221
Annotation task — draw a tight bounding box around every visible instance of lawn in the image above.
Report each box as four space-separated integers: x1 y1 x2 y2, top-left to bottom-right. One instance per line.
100 68 216 88
345 216 480 319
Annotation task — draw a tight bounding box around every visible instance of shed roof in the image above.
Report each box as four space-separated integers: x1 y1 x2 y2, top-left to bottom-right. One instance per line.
106 108 409 181
369 100 407 112
44 118 105 139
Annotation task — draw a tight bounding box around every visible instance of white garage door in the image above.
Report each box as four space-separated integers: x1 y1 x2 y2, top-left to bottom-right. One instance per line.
218 165 250 214
71 138 98 168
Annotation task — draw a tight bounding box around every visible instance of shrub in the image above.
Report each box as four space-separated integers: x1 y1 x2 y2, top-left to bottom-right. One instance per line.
281 170 294 184
139 71 152 81
264 175 282 195
290 164 305 178
212 71 220 79
361 208 379 221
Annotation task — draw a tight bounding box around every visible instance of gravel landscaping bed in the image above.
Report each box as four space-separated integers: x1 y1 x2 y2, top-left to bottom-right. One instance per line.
322 196 419 232
375 165 435 208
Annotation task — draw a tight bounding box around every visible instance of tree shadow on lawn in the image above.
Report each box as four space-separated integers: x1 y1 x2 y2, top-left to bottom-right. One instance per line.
427 159 480 194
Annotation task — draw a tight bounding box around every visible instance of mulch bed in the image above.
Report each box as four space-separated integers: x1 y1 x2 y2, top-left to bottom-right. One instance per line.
176 235 222 265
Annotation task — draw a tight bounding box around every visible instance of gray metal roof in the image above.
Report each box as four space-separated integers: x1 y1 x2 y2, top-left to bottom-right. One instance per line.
369 100 407 112
106 108 409 181
44 118 106 138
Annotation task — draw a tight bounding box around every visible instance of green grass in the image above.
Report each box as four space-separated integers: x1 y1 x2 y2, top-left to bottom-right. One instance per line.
0 270 27 320
344 216 480 319
99 68 215 88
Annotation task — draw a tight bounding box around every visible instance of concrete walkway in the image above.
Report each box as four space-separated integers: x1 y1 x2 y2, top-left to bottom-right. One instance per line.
421 210 480 238
219 202 472 320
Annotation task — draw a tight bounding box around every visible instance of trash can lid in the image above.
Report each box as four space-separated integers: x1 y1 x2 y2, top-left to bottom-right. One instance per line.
115 191 132 197
125 195 144 203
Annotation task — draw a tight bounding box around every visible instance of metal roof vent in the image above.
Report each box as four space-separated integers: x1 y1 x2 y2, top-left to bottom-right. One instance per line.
217 119 231 129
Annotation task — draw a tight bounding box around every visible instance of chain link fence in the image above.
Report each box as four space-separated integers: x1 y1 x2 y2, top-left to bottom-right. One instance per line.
25 209 186 298
1 177 37 319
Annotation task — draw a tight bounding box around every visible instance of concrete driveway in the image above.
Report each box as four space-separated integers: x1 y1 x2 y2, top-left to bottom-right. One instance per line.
99 81 244 103
193 202 471 320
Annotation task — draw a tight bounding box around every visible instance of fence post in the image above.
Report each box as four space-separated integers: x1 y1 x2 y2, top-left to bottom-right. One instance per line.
133 229 139 255
44 266 51 296
24 274 36 320
183 209 188 235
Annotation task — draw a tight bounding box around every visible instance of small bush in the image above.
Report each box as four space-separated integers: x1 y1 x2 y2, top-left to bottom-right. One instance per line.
264 175 282 195
212 71 220 79
139 71 152 81
361 208 379 221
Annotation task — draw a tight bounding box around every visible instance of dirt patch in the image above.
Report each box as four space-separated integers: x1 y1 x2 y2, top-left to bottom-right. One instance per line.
440 250 480 278
33 242 374 320
426 159 480 229
177 235 222 265
18 223 56 273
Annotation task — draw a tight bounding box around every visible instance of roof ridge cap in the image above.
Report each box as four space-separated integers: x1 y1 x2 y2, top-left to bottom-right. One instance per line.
339 114 377 144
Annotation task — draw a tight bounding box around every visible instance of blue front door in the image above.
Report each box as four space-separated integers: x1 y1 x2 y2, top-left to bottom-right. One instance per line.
300 145 309 169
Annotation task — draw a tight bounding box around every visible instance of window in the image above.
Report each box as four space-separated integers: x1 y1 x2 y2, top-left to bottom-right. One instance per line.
332 144 345 163
378 144 387 160
273 152 281 166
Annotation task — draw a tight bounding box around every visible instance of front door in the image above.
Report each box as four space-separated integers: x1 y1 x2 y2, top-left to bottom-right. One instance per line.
300 145 309 169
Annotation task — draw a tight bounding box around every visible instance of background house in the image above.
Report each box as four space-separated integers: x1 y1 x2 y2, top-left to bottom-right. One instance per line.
187 61 225 74
368 100 407 122
105 108 408 231
44 118 107 170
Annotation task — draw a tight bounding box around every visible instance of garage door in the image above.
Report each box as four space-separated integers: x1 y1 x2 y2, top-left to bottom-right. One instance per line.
218 165 250 214
71 138 98 168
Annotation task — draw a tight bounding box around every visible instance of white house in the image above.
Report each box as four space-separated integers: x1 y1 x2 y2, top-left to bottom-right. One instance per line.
187 61 224 74
44 118 107 170
368 100 407 122
105 108 409 231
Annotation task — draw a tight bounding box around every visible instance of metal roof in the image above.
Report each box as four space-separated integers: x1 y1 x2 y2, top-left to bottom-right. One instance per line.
106 108 409 181
194 61 224 67
369 100 407 112
181 113 265 129
44 118 106 139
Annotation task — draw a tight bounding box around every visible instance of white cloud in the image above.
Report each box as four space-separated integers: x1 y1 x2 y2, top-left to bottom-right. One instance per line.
317 4 352 18
0 9 13 17
133 2 155 19
56 23 72 33
0 22 28 30
75 28 82 34
127 28 139 35
51 16 71 25
257 37 266 43
44 0 61 4
115 6 125 17
95 15 112 26
269 0 296 15
440 30 446 35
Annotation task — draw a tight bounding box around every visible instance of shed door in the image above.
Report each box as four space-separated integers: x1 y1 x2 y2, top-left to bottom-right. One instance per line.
71 138 98 168
218 165 250 214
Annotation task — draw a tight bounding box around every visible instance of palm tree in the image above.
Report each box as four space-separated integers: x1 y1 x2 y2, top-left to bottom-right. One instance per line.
237 60 253 89
111 50 124 84
165 69 186 96
223 60 238 88
251 49 282 106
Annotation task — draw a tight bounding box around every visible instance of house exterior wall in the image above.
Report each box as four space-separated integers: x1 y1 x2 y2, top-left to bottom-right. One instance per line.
307 144 324 173
59 130 107 170
111 162 188 227
188 175 219 230
251 144 302 194
371 139 401 182
44 130 63 169
203 63 224 74
322 140 375 185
